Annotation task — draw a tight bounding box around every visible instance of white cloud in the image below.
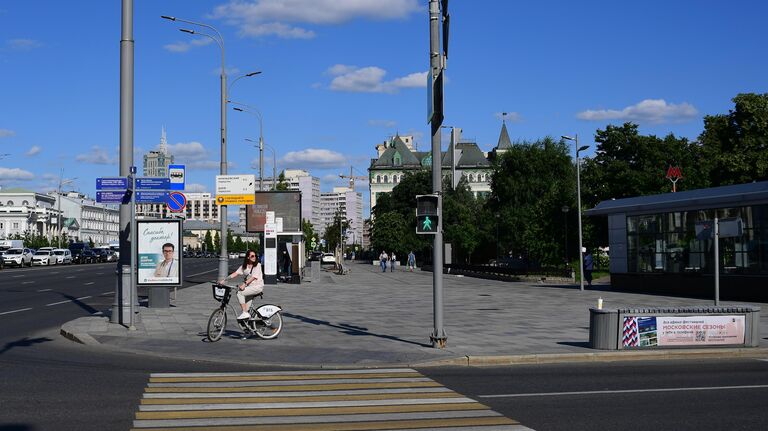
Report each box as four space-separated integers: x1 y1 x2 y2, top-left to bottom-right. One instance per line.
281 148 347 169
75 146 117 165
494 112 523 123
0 167 34 181
166 141 230 170
6 38 42 51
0 129 15 138
327 64 426 93
163 37 213 53
368 119 397 128
577 99 699 124
185 183 208 193
24 146 41 156
212 0 421 39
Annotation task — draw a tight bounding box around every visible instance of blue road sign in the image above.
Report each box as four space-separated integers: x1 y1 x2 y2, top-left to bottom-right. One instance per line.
166 191 187 212
96 177 128 190
97 191 130 204
136 191 168 204
168 164 185 191
136 177 170 190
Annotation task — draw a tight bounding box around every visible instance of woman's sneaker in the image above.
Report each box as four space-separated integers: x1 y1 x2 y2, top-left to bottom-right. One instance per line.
237 311 251 320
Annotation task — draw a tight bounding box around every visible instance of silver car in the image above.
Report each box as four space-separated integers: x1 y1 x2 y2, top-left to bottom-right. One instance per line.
53 249 73 265
32 250 56 266
3 248 33 267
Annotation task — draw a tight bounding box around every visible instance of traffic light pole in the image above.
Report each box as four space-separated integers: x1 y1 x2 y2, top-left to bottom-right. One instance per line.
429 0 446 348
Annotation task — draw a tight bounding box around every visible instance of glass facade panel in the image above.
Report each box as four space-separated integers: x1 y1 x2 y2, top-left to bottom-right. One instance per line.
626 204 768 275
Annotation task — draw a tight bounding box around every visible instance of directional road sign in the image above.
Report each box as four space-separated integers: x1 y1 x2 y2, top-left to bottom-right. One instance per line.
166 191 187 212
97 191 130 204
136 177 170 190
136 191 169 204
96 177 128 190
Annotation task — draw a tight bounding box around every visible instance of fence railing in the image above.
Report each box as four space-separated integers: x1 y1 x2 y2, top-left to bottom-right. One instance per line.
421 263 574 280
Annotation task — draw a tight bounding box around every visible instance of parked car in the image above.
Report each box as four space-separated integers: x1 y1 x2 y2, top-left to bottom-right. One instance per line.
52 249 73 265
72 249 96 264
309 251 323 261
3 248 34 267
32 250 56 266
92 248 109 262
321 253 336 264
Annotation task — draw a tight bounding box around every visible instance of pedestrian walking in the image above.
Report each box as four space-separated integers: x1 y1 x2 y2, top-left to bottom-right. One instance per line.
379 251 388 273
583 250 594 288
390 252 397 272
407 251 416 272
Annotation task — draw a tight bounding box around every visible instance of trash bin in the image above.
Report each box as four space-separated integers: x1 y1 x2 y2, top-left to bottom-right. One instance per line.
148 286 170 308
589 307 618 350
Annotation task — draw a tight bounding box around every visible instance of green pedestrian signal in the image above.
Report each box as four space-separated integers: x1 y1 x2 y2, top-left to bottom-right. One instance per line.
416 194 440 234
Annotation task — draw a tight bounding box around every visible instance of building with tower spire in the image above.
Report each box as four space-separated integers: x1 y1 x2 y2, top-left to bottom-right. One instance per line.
143 127 174 177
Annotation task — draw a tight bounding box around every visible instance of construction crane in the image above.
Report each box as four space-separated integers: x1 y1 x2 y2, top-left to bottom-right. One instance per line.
339 166 367 191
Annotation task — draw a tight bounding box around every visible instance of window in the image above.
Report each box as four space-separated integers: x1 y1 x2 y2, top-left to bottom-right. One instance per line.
376 175 381 184
22 200 29 206
384 175 388 183
7 201 13 206
13 222 19 229
393 152 402 167
469 174 474 182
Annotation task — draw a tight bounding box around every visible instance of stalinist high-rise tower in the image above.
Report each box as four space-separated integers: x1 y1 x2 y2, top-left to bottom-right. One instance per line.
143 127 175 177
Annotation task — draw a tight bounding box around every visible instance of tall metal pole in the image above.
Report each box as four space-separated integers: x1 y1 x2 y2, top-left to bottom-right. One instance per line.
218 37 229 283
114 0 136 327
714 215 720 305
429 0 446 348
576 135 585 292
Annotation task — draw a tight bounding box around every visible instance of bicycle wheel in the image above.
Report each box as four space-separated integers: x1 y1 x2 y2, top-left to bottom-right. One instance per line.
207 308 227 342
254 311 282 339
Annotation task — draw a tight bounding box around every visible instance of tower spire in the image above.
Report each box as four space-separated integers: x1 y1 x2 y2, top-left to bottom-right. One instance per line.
159 126 168 154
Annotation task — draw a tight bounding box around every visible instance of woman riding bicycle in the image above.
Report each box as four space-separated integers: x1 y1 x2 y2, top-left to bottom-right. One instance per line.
220 249 264 320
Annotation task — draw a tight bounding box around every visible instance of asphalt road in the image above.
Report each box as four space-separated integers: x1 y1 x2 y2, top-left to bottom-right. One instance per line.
421 359 768 431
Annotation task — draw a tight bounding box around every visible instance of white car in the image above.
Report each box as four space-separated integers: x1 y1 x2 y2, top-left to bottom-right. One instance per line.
32 250 57 266
321 253 336 264
52 249 73 265
3 248 33 267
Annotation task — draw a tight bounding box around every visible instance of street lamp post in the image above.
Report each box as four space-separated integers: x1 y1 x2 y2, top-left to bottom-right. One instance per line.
495 213 500 263
162 15 229 281
234 103 265 190
56 172 77 248
562 135 590 291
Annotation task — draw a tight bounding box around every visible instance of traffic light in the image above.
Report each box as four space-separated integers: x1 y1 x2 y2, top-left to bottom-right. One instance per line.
416 194 440 234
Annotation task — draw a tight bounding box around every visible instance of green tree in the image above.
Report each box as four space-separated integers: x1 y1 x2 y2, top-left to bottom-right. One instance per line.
204 230 213 252
322 210 349 252
699 93 768 186
370 211 410 256
442 176 483 263
275 170 290 191
302 219 316 250
226 229 234 250
234 236 244 252
489 137 577 265
213 231 220 251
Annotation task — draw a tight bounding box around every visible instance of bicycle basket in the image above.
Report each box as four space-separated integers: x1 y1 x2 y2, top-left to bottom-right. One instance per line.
212 284 228 301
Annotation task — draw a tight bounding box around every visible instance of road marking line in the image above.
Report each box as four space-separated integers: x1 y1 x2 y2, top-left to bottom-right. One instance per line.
101 291 114 296
21 281 35 284
479 384 768 398
0 308 32 316
12 275 25 278
143 388 453 399
37 288 52 292
148 377 434 388
84 282 95 285
65 276 75 279
187 268 219 277
45 296 92 307
152 369 419 378
95 272 104 275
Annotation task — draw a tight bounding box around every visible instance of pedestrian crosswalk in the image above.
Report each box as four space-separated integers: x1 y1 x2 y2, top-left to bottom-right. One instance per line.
131 368 532 430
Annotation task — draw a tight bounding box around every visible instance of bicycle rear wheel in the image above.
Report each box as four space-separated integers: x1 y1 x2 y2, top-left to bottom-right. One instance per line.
207 308 227 342
254 312 282 339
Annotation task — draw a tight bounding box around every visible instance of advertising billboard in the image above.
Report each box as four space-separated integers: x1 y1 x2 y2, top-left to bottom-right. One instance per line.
137 219 183 286
245 191 302 233
622 315 745 348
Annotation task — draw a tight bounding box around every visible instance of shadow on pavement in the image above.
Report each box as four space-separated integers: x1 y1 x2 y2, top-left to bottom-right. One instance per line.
283 312 432 348
0 336 53 355
557 341 591 349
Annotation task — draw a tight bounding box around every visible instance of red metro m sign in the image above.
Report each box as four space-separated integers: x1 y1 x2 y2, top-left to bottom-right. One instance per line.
666 166 683 192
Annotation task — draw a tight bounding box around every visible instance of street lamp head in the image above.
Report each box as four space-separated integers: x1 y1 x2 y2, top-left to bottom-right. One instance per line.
180 28 195 34
160 15 176 21
561 135 575 141
577 145 590 154
233 107 244 112
246 71 262 77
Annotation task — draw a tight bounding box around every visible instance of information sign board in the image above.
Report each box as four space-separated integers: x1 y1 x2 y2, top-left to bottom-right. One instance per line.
168 165 185 191
216 174 256 195
96 177 128 190
136 178 170 190
96 191 130 204
136 191 169 204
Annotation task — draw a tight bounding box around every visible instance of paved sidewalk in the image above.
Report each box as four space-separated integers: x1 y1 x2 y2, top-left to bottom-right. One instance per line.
61 262 768 368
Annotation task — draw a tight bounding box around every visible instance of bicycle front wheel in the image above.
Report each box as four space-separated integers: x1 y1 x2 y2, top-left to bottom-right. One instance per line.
207 308 227 342
254 312 283 339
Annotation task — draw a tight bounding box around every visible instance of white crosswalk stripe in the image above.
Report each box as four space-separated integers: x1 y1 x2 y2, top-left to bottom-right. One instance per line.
131 368 533 430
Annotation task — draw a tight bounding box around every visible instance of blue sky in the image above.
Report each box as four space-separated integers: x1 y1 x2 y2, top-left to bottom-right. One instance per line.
1 1 766 220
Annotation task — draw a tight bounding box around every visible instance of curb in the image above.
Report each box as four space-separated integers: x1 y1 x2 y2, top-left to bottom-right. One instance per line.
439 348 768 367
60 327 101 346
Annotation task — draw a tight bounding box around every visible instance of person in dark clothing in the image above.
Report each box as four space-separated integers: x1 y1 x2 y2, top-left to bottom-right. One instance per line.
583 250 594 287
281 250 292 277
